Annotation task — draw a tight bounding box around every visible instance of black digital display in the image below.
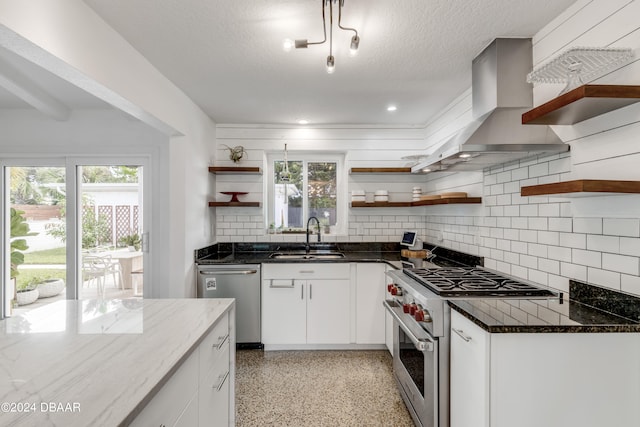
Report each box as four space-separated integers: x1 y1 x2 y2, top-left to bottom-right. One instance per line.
400 231 417 247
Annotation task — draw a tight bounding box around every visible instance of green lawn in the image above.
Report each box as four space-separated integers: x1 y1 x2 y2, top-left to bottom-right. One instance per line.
16 269 66 289
23 247 66 265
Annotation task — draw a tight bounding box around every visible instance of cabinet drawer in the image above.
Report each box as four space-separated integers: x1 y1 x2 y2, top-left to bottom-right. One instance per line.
131 349 198 427
199 313 230 373
199 342 231 425
263 263 350 279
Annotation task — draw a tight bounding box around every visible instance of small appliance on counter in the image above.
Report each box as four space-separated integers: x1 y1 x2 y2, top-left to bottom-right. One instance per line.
400 230 428 267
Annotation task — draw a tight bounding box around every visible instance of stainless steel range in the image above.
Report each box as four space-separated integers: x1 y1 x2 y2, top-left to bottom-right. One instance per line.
384 266 556 427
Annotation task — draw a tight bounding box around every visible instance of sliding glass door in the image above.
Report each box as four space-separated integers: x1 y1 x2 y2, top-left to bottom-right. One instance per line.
4 165 67 316
2 159 148 318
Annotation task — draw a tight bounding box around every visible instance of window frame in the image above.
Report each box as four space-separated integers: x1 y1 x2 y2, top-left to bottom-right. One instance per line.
265 152 346 236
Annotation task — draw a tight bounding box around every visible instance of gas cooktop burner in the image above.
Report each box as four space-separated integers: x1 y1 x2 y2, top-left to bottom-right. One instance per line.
403 267 556 297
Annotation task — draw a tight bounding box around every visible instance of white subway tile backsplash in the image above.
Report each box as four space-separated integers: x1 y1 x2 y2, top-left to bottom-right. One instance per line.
538 203 560 217
572 249 602 268
621 274 640 295
587 268 621 290
528 217 548 231
548 217 572 232
573 218 602 234
602 253 639 276
528 243 548 258
539 258 560 275
520 230 538 243
520 204 538 217
586 235 620 253
511 167 529 181
559 202 572 217
538 231 559 246
559 232 586 249
560 262 587 282
603 218 640 237
620 237 640 256
496 171 511 184
504 228 519 240
520 254 538 269
511 217 528 229
548 246 572 263
529 162 549 178
511 240 528 254
504 181 520 194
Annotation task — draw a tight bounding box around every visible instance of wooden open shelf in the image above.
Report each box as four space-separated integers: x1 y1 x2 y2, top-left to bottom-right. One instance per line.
521 180 640 197
350 167 413 174
522 85 640 125
208 166 261 174
208 201 261 207
412 197 482 206
351 197 482 208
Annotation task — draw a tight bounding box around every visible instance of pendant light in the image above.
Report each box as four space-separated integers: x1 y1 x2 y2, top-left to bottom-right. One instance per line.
279 143 291 182
291 0 360 74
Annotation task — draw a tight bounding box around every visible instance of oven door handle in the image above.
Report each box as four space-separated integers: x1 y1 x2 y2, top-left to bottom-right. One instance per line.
383 300 434 352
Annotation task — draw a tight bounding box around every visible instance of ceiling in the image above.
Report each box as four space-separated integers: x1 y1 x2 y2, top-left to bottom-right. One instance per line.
0 1 576 126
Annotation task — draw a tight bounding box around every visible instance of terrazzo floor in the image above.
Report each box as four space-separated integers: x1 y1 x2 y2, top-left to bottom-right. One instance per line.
236 350 415 426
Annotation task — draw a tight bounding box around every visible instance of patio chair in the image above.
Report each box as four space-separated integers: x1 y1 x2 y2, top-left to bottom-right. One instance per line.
82 254 124 295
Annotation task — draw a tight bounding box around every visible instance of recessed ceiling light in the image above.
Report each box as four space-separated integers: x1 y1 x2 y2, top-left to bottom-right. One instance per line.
422 168 431 173
297 119 309 125
283 39 294 52
387 105 397 112
459 153 471 158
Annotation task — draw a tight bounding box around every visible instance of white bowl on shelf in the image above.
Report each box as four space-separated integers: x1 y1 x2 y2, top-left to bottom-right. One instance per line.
374 190 388 196
374 196 389 202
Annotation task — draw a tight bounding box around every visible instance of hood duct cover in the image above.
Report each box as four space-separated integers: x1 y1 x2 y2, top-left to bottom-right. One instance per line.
413 38 568 173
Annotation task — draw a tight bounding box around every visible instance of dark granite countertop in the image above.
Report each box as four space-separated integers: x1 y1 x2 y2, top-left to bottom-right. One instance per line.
449 282 640 333
195 242 482 269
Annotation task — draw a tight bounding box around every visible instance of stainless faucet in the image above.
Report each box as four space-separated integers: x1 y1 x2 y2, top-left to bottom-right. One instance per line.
305 216 321 253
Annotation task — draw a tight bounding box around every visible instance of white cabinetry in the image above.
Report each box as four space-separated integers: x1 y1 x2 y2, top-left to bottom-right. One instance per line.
262 263 350 348
450 309 640 427
355 263 387 344
132 310 234 427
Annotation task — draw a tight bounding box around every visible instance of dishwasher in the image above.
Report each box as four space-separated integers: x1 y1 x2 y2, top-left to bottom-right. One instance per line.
196 264 262 349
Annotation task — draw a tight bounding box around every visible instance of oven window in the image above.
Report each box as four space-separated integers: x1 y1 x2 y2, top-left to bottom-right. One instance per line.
399 328 425 397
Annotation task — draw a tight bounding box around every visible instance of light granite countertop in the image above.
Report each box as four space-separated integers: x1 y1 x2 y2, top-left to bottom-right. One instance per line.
0 298 234 426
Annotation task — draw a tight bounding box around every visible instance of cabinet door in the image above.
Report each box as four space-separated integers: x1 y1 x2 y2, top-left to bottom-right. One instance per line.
261 279 306 344
306 279 350 344
355 263 387 344
450 310 490 427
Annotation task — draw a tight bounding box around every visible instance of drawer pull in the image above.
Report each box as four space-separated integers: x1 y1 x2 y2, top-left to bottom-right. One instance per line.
452 328 472 342
214 334 229 350
213 370 230 392
269 279 295 288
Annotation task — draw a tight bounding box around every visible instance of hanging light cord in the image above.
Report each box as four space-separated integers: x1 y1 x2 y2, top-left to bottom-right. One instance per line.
338 0 358 39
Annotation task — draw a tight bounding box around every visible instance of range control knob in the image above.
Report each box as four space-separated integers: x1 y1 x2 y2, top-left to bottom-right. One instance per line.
387 284 394 293
402 303 411 313
415 308 433 323
409 303 418 316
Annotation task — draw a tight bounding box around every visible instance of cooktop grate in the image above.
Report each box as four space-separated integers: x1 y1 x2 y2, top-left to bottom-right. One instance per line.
403 267 556 297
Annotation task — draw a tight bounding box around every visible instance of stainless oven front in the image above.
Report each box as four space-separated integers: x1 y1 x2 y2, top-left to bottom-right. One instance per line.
384 300 440 427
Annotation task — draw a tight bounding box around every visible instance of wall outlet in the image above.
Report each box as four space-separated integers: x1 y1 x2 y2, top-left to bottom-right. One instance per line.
436 232 444 242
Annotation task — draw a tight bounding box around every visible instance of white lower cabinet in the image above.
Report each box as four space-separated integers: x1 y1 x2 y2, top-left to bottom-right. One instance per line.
132 309 234 427
355 263 387 344
262 263 350 346
450 309 640 427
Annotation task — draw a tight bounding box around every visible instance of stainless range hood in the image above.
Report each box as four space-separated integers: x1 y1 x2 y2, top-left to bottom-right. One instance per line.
412 38 568 173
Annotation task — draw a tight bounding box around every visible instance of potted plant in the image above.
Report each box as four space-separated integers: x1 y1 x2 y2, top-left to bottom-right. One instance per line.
10 208 37 307
119 233 141 251
16 281 39 306
36 276 66 299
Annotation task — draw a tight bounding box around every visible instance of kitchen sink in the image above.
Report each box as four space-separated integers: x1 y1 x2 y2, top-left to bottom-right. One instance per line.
269 252 345 260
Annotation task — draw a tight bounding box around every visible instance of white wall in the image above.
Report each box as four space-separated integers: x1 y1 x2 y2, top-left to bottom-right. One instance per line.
214 124 433 243
421 0 640 297
0 0 216 297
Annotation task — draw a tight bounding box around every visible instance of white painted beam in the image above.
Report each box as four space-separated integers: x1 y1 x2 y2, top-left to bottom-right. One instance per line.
0 52 70 121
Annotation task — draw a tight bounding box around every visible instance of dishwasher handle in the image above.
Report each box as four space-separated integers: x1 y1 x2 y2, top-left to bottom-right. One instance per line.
199 269 258 276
